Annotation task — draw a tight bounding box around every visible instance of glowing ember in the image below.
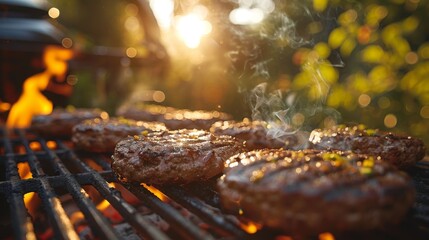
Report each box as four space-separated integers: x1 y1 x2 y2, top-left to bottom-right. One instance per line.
6 45 73 128
18 162 38 216
142 183 169 202
319 232 335 240
29 142 42 151
47 141 57 149
70 211 85 228
275 236 293 240
96 196 123 223
239 221 262 234
25 221 37 240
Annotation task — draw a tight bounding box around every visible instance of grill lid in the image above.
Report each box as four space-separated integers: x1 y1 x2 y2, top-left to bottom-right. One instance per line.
0 0 65 51
0 0 49 18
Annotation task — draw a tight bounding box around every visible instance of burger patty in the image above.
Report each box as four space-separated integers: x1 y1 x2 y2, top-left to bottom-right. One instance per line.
116 104 176 122
116 104 232 130
218 149 415 236
112 129 244 185
72 118 167 153
309 125 426 169
210 119 308 150
31 107 108 139
161 109 232 130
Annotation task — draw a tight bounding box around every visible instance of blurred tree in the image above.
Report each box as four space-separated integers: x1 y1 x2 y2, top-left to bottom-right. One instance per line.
47 0 168 114
209 0 429 145
47 0 429 146
49 0 126 46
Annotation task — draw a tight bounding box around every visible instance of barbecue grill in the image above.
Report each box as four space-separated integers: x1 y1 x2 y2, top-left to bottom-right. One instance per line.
0 126 428 240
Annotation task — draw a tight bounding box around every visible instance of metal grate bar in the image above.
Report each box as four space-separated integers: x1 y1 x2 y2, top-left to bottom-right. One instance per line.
36 137 123 240
2 126 429 239
126 183 216 240
160 185 250 239
1 128 36 240
16 129 80 240
57 141 172 240
55 142 216 240
87 154 112 171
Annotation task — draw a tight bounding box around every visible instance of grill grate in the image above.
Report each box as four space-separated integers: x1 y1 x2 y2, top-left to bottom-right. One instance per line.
0 127 429 240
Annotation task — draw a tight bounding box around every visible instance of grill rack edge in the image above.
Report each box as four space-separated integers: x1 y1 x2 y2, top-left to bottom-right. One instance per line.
0 127 429 240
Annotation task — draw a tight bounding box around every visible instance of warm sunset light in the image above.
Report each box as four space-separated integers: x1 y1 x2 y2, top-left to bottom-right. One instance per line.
6 45 73 128
229 0 275 25
149 0 174 29
48 7 60 19
229 7 264 25
175 12 212 49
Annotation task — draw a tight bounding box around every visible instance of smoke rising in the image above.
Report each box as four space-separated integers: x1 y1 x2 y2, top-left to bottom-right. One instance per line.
223 0 342 137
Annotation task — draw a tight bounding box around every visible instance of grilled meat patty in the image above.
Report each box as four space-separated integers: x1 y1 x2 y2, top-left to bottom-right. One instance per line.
210 119 308 150
112 129 244 185
218 149 415 236
116 104 176 122
72 118 167 153
117 104 232 130
309 125 426 169
31 107 108 139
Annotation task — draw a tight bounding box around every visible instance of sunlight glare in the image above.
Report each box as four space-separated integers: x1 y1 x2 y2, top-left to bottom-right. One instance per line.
149 0 174 29
175 13 212 49
229 7 264 25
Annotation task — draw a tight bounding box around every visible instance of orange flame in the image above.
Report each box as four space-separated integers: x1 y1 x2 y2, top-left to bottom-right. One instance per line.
275 236 293 240
6 45 73 128
142 183 169 202
239 220 262 234
95 182 116 211
319 232 335 240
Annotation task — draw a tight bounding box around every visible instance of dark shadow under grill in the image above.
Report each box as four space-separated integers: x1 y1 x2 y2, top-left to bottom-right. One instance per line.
0 127 428 240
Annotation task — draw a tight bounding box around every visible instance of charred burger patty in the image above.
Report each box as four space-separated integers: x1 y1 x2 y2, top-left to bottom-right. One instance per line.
210 119 306 150
218 149 415 235
31 107 108 139
116 104 232 130
72 118 167 153
309 125 426 169
112 129 244 185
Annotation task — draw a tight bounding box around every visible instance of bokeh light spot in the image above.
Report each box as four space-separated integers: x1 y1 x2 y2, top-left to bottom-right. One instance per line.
48 7 60 19
384 114 397 128
358 94 371 107
153 91 166 103
377 97 391 109
61 38 73 48
405 52 418 64
126 47 137 58
292 113 305 126
420 106 429 119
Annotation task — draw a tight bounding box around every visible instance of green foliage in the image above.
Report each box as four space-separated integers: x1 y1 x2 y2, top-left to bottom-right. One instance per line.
289 0 429 143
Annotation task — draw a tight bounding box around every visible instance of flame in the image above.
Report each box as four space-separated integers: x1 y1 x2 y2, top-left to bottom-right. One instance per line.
21 141 60 221
95 183 123 223
319 232 335 240
18 162 42 218
97 182 115 211
29 142 42 151
25 220 37 240
6 45 73 128
96 199 112 212
47 141 57 149
142 183 169 202
0 101 11 112
239 221 262 234
70 212 85 227
275 236 293 240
